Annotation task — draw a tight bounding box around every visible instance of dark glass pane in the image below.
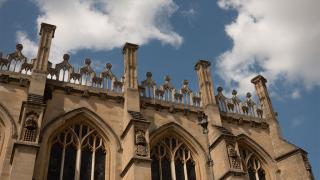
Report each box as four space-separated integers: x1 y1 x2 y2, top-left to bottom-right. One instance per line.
187 159 196 180
151 155 160 180
82 125 88 136
48 143 62 180
258 169 266 180
80 146 92 180
175 160 184 180
248 168 256 180
63 145 76 180
74 124 80 136
94 148 106 180
162 157 171 180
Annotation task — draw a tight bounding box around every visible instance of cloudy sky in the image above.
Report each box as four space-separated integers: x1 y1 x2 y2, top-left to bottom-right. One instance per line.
0 0 319 177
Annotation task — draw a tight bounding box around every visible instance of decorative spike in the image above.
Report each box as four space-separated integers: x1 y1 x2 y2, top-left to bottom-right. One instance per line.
106 63 112 70
85 58 91 65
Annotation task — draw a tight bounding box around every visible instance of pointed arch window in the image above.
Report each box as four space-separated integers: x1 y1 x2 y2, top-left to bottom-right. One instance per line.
240 148 267 180
0 122 4 159
47 123 107 180
151 136 196 180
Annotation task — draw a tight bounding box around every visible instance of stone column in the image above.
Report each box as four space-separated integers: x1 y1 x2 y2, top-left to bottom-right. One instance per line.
121 43 151 180
10 23 55 180
251 75 282 137
195 60 221 126
195 60 245 179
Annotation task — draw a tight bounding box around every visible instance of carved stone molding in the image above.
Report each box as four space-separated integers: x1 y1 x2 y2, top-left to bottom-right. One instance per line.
226 143 241 169
23 111 39 142
135 129 148 157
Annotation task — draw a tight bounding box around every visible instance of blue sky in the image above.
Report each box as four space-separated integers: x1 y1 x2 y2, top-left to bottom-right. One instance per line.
0 0 319 178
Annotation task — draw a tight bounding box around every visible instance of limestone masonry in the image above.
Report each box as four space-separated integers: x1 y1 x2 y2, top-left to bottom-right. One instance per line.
0 23 314 180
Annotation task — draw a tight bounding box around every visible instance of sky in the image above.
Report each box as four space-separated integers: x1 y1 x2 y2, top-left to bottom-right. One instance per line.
0 0 319 178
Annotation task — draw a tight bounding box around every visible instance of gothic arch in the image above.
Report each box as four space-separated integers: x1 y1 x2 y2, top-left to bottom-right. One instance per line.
150 122 206 155
36 107 122 180
236 134 275 165
0 103 17 177
237 134 279 180
150 122 209 180
0 103 17 138
40 107 122 151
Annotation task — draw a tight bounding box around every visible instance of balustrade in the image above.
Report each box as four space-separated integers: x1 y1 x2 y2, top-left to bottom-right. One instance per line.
216 87 264 119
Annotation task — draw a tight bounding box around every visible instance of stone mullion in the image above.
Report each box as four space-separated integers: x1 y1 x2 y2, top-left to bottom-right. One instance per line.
183 152 188 180
170 154 176 180
75 141 82 180
90 136 96 180
59 138 67 180
159 157 163 180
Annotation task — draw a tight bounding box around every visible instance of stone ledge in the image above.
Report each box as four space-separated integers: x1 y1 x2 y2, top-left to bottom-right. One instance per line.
141 97 201 115
221 112 269 129
219 169 246 180
120 156 151 177
275 148 306 162
121 114 150 139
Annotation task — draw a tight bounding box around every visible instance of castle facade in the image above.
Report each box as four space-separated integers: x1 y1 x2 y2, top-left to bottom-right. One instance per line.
0 23 314 180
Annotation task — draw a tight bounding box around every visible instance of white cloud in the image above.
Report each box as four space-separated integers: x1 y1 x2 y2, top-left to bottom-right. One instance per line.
0 0 6 7
217 0 320 97
181 8 196 17
16 31 38 60
19 0 183 63
290 116 304 128
291 89 301 99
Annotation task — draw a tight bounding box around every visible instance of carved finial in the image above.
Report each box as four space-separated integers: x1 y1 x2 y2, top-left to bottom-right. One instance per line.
16 44 23 51
63 54 70 61
217 86 223 92
85 58 91 65
106 63 112 69
146 72 152 78
183 79 189 86
164 75 171 82
232 90 237 96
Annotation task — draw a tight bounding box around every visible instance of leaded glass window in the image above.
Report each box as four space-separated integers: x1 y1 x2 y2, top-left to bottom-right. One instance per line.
151 136 196 180
240 148 267 180
47 123 106 180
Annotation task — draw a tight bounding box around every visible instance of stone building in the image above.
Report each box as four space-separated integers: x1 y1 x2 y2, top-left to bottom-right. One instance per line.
0 23 314 180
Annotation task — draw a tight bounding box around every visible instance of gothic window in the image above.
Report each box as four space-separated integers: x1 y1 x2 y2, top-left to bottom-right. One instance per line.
47 123 107 180
240 148 267 180
0 123 4 158
151 136 196 180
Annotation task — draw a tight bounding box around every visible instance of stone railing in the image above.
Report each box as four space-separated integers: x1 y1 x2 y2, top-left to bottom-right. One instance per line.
215 87 264 119
139 72 201 107
0 45 124 94
46 54 124 93
0 44 33 75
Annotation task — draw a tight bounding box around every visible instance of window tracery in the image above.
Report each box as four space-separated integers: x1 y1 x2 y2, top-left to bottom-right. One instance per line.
151 136 196 180
240 148 267 180
47 123 106 180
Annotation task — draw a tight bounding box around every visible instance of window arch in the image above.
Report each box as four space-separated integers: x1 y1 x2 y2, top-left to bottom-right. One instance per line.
47 122 107 180
151 135 196 180
0 121 5 163
239 148 267 180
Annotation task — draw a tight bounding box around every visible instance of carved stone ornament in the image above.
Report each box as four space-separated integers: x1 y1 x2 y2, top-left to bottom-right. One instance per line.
227 144 241 169
135 129 148 156
25 112 39 130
